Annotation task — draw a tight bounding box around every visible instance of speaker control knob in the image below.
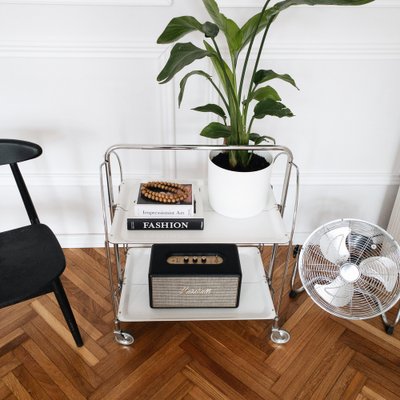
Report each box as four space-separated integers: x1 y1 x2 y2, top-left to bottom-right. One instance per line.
192 257 198 263
201 256 207 263
184 257 189 263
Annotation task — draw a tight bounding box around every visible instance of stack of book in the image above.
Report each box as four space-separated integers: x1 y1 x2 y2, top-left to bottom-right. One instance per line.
127 181 204 230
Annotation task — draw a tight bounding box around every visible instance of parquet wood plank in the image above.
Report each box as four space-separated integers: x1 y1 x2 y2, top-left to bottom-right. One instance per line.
271 318 346 399
181 334 280 400
341 371 367 400
148 372 194 400
11 365 53 400
65 249 111 290
0 354 20 380
0 381 11 400
0 307 35 340
13 346 69 400
266 299 329 374
334 317 400 357
187 321 269 363
28 316 103 390
89 329 191 400
340 329 400 370
62 268 110 311
0 330 28 359
182 361 243 400
2 372 33 400
363 380 400 400
30 300 102 367
21 340 86 400
298 342 355 400
326 366 361 400
350 352 400 396
186 386 216 400
60 276 110 321
125 353 192 400
93 322 189 380
0 247 399 399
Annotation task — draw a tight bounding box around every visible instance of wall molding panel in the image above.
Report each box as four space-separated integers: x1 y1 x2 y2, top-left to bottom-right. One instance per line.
1 1 398 248
1 171 398 187
0 0 172 6
0 41 170 59
219 0 399 8
0 41 399 60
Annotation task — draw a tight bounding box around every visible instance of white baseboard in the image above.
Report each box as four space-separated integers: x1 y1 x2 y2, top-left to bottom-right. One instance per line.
57 233 105 248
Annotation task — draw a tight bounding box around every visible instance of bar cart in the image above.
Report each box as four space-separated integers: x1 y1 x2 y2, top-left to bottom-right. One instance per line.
100 144 299 345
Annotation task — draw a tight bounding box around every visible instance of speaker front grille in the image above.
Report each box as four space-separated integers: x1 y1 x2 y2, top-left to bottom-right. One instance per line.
150 276 240 308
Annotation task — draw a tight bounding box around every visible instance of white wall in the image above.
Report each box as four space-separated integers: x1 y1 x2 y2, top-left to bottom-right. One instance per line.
0 0 399 246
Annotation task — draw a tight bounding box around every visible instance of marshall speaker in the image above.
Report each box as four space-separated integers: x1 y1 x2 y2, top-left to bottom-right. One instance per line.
149 243 242 308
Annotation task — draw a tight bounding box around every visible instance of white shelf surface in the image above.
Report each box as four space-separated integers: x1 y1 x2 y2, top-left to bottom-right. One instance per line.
118 247 276 322
109 179 289 245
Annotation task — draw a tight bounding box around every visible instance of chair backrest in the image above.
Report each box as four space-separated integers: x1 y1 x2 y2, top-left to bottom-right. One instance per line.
0 139 43 225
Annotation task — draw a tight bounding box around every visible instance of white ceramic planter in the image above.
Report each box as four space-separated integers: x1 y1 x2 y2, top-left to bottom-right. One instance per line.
207 150 273 218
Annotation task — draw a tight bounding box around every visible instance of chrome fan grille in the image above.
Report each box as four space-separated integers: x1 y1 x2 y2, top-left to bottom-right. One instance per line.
299 219 400 320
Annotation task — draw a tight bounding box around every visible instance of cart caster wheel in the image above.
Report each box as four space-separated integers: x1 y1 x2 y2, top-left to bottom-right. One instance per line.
385 325 394 335
114 331 134 346
270 329 290 344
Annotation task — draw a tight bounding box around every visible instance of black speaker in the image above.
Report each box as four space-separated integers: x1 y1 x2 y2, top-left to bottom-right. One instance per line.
149 243 242 308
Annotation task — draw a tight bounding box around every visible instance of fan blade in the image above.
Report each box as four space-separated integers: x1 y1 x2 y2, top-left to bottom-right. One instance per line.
360 256 399 292
315 277 354 307
319 227 351 264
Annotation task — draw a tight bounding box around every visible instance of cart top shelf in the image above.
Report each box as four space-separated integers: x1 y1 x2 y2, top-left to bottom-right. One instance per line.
108 179 289 245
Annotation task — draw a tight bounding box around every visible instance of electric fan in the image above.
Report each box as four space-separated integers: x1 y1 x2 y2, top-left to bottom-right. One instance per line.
299 219 400 321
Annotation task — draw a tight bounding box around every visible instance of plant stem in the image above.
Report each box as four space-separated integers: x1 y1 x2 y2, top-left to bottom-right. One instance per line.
246 15 276 108
211 38 238 108
209 78 230 112
248 116 256 133
211 37 242 148
243 15 276 133
238 0 271 105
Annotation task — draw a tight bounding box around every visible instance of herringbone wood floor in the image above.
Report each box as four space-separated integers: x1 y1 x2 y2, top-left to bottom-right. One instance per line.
1 246 400 400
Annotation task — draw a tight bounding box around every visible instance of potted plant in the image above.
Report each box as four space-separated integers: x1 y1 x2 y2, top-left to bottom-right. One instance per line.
157 0 373 218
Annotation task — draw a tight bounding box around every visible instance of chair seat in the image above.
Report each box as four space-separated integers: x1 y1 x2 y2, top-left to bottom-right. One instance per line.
0 224 66 308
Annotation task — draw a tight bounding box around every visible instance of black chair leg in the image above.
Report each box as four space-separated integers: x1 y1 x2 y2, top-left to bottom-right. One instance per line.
52 277 83 347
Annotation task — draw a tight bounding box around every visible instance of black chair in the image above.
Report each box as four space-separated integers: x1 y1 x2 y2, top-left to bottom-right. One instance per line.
0 139 83 347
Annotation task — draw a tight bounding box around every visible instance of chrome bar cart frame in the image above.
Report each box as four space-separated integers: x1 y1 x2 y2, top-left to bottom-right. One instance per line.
100 144 299 345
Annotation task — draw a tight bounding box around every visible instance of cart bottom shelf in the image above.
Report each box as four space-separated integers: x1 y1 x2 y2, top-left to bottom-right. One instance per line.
118 247 276 322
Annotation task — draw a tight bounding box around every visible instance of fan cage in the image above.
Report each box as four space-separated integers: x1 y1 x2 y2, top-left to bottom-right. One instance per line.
299 218 400 320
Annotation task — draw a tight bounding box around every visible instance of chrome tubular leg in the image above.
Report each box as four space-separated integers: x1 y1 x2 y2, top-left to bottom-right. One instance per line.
380 301 400 335
289 245 305 298
270 162 300 344
270 242 293 344
267 244 279 286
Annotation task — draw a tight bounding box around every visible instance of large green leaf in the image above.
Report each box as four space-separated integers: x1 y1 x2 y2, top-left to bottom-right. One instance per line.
202 0 227 30
240 0 374 51
202 0 243 61
253 99 294 119
201 22 220 38
192 104 227 120
253 69 299 89
249 133 276 145
200 122 232 139
178 70 213 106
157 43 210 84
244 85 281 105
157 17 203 44
203 41 234 96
